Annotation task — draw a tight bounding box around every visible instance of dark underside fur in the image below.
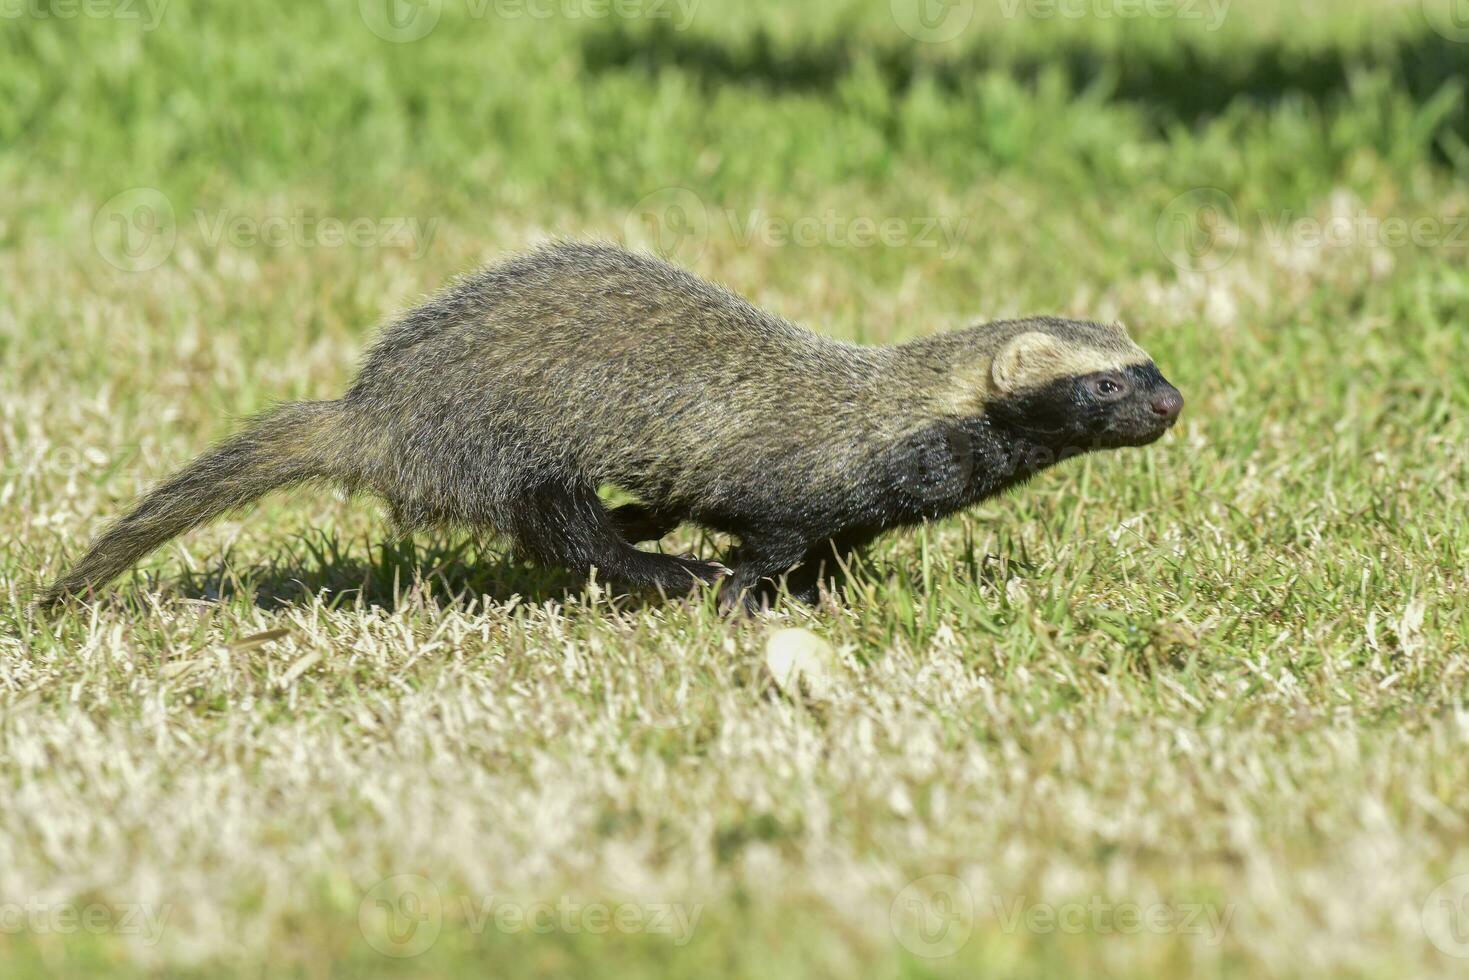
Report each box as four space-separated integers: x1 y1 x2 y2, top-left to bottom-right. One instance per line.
41 242 1180 611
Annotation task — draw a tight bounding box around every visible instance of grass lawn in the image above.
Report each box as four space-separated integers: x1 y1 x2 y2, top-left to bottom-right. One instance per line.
3 0 1469 976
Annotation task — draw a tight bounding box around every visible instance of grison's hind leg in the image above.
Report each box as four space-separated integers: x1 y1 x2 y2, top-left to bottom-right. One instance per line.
508 482 727 595
782 536 869 606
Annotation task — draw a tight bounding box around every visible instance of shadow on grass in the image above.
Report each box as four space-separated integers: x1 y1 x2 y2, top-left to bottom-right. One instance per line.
167 532 676 613
582 23 1469 153
171 531 892 616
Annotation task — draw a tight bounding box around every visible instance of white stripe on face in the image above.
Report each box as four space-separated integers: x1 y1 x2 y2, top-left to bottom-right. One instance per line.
990 331 1149 393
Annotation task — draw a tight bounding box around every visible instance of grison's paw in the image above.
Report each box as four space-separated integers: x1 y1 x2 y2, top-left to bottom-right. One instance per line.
673 554 731 587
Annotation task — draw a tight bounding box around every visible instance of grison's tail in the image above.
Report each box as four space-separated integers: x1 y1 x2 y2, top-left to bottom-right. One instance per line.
40 400 350 605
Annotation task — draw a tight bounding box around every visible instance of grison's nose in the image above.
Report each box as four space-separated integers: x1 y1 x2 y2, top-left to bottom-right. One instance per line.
1150 388 1184 422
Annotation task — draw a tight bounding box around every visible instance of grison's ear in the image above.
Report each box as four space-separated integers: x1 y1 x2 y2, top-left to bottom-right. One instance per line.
990 332 1071 393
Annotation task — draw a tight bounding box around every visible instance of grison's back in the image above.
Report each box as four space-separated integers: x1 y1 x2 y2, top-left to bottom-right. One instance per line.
346 244 892 494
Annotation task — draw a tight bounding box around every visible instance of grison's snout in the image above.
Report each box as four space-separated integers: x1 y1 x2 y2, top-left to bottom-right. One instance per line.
1150 387 1183 423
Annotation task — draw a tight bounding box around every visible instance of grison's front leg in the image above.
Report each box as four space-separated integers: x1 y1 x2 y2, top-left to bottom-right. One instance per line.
508 482 727 596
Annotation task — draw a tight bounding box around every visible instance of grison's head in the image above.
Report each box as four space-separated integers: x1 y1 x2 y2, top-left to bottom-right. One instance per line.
984 318 1184 450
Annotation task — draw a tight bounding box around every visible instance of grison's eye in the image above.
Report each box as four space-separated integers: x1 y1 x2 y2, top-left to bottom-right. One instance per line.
1089 376 1129 400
